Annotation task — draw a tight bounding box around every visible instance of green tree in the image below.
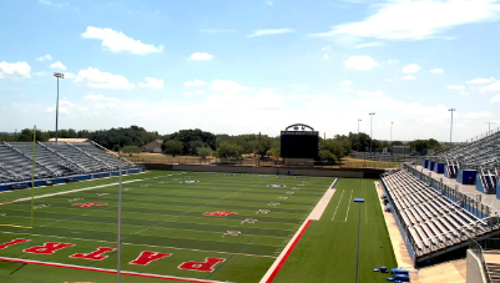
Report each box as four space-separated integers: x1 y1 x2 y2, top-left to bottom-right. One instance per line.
215 142 242 161
318 149 338 163
196 147 212 160
163 140 183 157
121 145 140 156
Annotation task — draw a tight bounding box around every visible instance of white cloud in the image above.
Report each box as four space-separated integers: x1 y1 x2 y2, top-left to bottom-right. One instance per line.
357 90 386 97
193 89 205 95
322 54 330 60
74 67 134 89
0 61 31 79
337 88 352 92
341 80 352 86
461 111 495 120
64 72 75 79
138 77 164 89
199 29 236 33
84 94 119 102
36 54 53 61
430 68 444 74
482 80 500 92
46 100 89 114
402 63 420 73
210 80 252 94
39 0 67 8
81 26 163 55
190 52 214 61
311 0 500 43
387 59 399 65
345 55 379 70
184 79 206 87
246 28 295 38
321 46 332 51
447 85 465 90
354 42 382 48
490 95 500 102
50 61 67 70
466 77 496 84
402 75 416 80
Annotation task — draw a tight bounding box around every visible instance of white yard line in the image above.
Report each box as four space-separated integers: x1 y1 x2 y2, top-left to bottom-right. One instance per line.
331 190 345 221
345 190 353 222
1 180 142 205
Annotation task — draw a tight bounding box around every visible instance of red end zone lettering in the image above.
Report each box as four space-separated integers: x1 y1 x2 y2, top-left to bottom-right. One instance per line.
70 247 116 261
24 242 75 255
203 211 237 217
129 251 172 266
178 258 225 272
0 239 30 250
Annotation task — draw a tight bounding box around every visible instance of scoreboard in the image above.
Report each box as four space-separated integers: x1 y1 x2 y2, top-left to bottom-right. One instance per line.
280 128 319 159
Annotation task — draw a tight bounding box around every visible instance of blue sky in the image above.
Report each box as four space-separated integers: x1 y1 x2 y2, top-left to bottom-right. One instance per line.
1 0 500 142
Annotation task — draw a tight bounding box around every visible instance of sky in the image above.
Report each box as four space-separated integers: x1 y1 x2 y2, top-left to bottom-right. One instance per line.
1 0 500 142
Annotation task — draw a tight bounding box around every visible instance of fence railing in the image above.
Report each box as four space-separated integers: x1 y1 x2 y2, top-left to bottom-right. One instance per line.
470 238 493 283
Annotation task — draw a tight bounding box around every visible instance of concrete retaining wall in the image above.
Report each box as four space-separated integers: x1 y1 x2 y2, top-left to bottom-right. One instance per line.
466 249 487 283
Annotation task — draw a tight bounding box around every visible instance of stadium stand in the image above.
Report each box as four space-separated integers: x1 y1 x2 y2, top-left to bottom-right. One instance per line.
431 130 500 193
380 164 500 267
0 141 142 187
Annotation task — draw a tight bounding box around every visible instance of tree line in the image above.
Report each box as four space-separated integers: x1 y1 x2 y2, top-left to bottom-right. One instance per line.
0 126 442 164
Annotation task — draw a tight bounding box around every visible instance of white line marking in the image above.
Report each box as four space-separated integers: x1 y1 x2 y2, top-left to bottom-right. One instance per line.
345 190 353 222
1 180 143 206
308 180 337 220
331 190 345 221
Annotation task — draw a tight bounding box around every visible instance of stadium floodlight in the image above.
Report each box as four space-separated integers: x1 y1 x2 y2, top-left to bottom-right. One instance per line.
369 113 376 153
53 72 65 143
357 119 362 152
390 121 394 143
448 108 456 143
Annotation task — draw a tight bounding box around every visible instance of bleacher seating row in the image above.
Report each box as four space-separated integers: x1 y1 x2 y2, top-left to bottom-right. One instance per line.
381 169 498 259
0 141 138 184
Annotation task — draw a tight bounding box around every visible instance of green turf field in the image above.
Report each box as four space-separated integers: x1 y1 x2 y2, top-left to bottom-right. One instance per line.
0 170 334 283
272 178 397 283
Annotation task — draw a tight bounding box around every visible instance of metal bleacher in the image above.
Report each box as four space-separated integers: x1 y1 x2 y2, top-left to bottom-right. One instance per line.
0 141 140 184
381 168 500 265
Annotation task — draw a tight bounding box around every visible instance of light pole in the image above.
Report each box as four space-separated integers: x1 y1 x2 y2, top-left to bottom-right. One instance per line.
485 122 496 134
53 72 64 142
390 121 393 143
369 113 375 153
357 119 362 153
449 108 456 144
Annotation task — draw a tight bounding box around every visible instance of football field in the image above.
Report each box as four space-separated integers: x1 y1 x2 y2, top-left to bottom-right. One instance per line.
0 170 334 283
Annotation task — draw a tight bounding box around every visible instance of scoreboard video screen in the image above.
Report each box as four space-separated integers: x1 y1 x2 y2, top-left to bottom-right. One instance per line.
280 130 319 159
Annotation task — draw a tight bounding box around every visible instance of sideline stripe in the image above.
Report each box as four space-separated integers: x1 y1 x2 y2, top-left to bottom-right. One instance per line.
262 219 311 283
0 256 227 283
0 180 143 206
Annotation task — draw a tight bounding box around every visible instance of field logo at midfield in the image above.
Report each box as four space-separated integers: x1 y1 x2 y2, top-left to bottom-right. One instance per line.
267 184 285 188
203 210 237 217
180 180 199 184
73 203 107 208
